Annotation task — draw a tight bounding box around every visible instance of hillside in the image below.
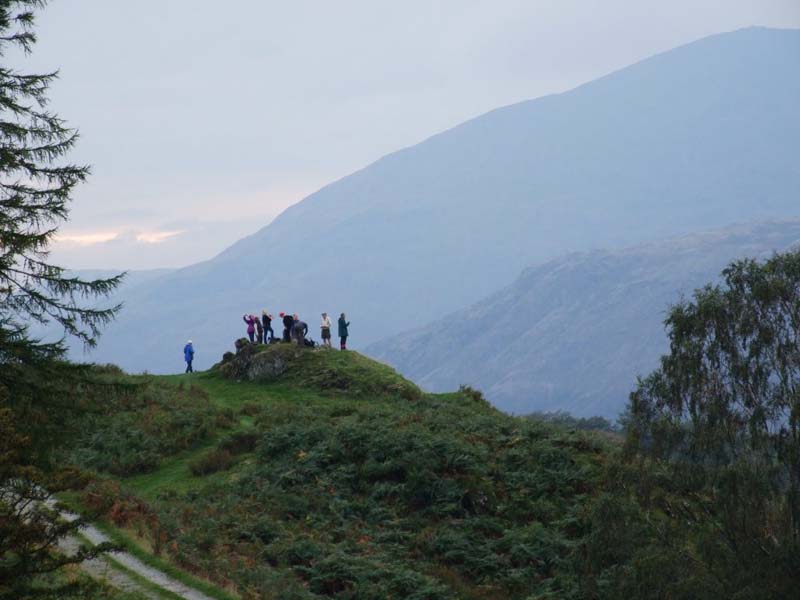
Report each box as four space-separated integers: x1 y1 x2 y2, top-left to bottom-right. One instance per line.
74 27 800 374
54 343 798 599
367 220 800 417
59 346 612 599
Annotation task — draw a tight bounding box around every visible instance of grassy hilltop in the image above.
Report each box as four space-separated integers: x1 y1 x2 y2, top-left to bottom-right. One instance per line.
60 345 613 599
56 337 799 599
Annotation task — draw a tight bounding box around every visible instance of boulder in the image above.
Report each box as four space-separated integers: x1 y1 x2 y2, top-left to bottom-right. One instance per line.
217 339 307 381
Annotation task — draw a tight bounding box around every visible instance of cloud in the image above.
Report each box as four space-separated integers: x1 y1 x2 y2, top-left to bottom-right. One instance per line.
54 231 120 246
54 228 186 249
135 230 186 244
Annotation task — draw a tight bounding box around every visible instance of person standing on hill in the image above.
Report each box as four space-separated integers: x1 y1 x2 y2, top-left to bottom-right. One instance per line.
243 314 257 343
255 316 264 344
320 312 332 347
292 314 308 346
281 312 294 342
183 340 195 373
262 310 274 342
338 313 350 350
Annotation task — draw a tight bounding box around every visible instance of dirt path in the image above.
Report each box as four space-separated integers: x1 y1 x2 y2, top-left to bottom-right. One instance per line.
60 534 161 600
58 507 217 600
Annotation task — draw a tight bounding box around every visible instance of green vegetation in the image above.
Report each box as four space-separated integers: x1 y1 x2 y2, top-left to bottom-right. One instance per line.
610 252 800 599
0 2 124 597
57 253 800 599
65 375 231 476
61 346 610 599
31 566 149 600
7 0 792 598
217 341 422 401
524 411 619 434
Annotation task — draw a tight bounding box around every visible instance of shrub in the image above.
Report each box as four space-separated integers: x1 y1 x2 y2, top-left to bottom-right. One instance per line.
189 448 235 476
65 379 226 476
525 410 619 432
219 430 259 455
82 479 122 514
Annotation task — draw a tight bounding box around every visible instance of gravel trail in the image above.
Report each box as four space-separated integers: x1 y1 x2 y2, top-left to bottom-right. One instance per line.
58 507 217 600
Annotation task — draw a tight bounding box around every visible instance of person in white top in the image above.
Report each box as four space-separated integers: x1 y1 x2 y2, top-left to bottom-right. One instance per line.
320 312 332 347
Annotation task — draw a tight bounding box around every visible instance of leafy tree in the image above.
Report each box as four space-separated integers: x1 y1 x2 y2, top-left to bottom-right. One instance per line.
622 250 800 598
0 1 122 596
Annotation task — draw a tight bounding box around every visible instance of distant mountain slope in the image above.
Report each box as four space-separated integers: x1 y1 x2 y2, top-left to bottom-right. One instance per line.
27 268 174 346
366 221 800 418
83 27 800 373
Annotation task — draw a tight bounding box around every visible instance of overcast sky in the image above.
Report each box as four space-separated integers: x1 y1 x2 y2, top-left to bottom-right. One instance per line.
14 0 800 270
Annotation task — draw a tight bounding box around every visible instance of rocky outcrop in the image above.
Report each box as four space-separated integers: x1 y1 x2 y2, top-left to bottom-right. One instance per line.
216 338 422 401
218 339 305 382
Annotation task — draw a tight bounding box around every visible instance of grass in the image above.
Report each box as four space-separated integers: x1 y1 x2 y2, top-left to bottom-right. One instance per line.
63 348 617 599
122 438 231 501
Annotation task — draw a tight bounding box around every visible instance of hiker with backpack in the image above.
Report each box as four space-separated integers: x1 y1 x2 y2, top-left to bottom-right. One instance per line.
183 340 194 373
338 313 350 350
243 314 257 343
292 314 308 346
320 312 332 347
280 312 294 342
262 310 274 342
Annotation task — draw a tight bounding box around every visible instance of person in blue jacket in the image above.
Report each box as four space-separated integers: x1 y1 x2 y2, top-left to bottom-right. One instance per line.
183 340 195 373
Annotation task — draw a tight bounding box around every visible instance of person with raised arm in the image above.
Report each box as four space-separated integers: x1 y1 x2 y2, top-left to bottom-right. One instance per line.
243 314 257 343
262 309 274 342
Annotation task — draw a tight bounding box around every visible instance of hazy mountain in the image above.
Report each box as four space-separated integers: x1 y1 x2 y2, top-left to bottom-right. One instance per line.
79 27 800 373
367 221 800 417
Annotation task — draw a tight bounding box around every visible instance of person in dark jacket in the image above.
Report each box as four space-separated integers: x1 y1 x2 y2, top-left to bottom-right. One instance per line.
338 313 350 350
281 312 294 342
262 310 274 342
183 340 194 373
291 314 308 346
255 318 264 344
243 314 257 342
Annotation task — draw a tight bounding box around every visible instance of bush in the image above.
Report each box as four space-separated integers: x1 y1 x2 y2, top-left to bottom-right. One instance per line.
189 449 235 476
525 410 619 432
219 430 259 455
65 379 227 476
147 398 605 598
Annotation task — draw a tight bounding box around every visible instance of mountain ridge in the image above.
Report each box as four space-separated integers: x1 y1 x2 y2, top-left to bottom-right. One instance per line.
74 27 800 374
367 219 800 417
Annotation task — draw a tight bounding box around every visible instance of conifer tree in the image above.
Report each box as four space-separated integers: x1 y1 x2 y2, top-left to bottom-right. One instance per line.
0 2 121 596
0 0 122 352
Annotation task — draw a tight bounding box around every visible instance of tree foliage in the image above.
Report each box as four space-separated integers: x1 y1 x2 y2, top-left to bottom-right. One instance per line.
0 0 123 350
0 1 122 596
620 250 800 597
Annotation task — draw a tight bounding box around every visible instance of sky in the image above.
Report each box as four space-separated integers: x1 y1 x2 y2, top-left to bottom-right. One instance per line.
11 0 800 271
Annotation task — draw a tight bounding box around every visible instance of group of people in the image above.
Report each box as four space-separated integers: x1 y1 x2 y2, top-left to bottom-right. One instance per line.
242 310 351 350
181 311 352 374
